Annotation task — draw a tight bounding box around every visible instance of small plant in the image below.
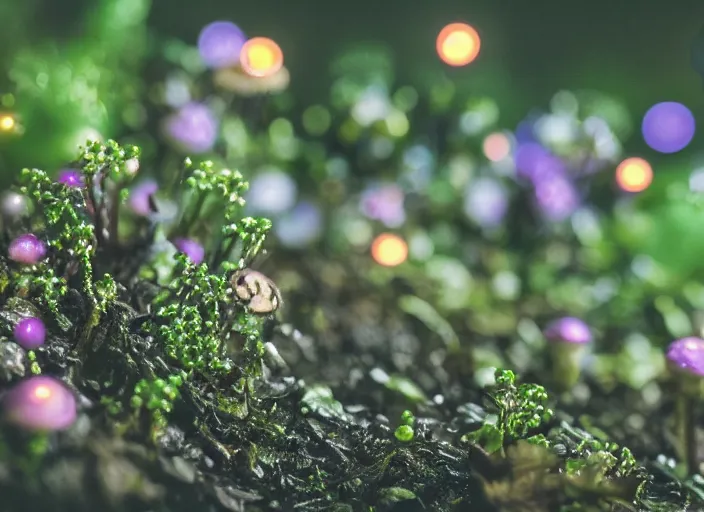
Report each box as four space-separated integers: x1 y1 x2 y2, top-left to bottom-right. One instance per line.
463 368 554 453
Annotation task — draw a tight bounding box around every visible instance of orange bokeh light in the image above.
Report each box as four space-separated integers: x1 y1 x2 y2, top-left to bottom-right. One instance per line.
0 115 15 131
436 23 481 67
483 132 510 162
371 233 408 267
615 157 653 193
240 37 283 77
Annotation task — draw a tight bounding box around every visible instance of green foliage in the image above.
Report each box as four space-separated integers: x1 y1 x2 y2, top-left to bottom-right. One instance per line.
463 368 553 453
150 256 233 374
131 374 183 412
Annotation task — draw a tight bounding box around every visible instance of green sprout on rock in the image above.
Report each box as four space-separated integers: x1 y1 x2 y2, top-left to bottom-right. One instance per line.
131 374 184 426
394 409 416 442
462 368 554 453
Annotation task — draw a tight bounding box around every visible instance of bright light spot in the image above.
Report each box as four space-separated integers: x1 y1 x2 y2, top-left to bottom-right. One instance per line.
483 132 510 161
436 23 481 67
240 37 283 77
371 233 408 267
34 385 51 400
0 115 15 131
616 157 653 193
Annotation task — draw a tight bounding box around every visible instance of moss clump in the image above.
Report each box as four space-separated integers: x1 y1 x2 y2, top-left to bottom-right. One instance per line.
0 140 701 512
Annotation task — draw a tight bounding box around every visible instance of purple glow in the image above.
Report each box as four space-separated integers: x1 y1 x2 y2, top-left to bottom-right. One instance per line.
172 238 205 265
642 102 695 154
164 102 218 154
666 337 704 377
275 202 323 248
534 175 580 222
514 143 564 182
544 317 592 345
198 21 246 69
8 234 46 264
3 376 77 431
57 169 85 188
515 119 538 143
359 184 406 228
14 317 46 350
128 180 159 216
463 177 508 228
246 170 297 215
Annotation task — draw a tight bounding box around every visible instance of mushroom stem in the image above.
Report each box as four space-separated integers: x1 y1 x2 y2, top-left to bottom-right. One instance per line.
549 342 586 393
676 394 698 475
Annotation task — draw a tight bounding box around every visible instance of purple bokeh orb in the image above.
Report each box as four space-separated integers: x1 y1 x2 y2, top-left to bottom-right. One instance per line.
533 174 580 222
8 234 47 264
514 143 565 182
3 376 77 431
275 201 323 248
463 177 508 228
544 317 592 345
246 170 298 215
56 169 85 188
359 184 406 228
642 102 695 154
164 102 218 154
13 317 46 350
198 21 246 69
128 180 159 216
666 337 704 377
172 237 205 265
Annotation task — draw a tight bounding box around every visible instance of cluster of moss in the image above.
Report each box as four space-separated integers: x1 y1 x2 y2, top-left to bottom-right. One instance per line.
0 139 699 512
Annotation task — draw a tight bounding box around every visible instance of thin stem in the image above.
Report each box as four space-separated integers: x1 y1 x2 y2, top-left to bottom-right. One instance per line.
106 183 121 246
676 395 698 475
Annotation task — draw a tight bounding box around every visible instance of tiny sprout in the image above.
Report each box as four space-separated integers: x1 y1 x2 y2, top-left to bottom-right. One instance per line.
8 234 47 264
13 317 46 350
395 424 414 442
400 410 415 426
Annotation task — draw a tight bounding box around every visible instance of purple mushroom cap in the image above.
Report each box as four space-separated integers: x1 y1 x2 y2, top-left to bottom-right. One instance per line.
3 376 77 431
8 234 47 264
666 337 704 377
172 238 205 265
13 317 46 350
128 180 159 216
544 317 592 345
56 169 85 188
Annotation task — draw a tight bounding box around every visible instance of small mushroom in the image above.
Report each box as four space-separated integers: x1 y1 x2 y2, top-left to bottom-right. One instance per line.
3 375 77 431
8 234 47 265
13 316 46 350
665 336 704 475
543 316 592 392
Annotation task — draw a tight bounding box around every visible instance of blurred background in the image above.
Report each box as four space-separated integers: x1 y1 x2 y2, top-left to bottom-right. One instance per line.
4 0 704 478
2 0 703 170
